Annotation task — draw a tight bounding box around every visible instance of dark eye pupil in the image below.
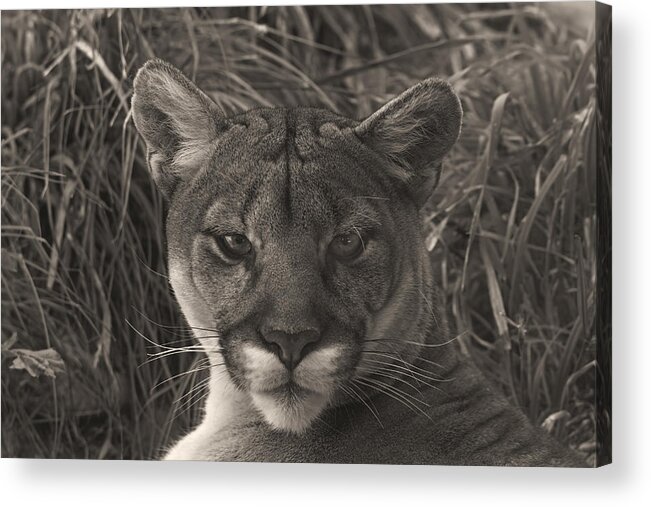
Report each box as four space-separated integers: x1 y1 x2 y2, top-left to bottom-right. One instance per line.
218 234 251 259
228 235 248 249
330 232 363 260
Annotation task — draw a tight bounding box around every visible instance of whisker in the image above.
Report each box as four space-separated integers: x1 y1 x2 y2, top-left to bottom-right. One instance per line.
147 345 207 356
353 377 432 421
362 348 447 380
139 347 221 367
361 338 432 374
418 287 441 328
413 354 448 370
128 320 176 350
355 365 425 396
360 360 442 385
361 354 452 382
170 376 214 421
154 335 222 348
364 331 466 348
129 308 218 335
362 351 423 385
129 320 221 358
340 383 384 429
351 210 382 225
360 363 450 396
151 360 224 391
355 374 429 407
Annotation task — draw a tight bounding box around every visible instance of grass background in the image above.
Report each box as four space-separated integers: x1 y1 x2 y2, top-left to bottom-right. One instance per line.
1 3 598 463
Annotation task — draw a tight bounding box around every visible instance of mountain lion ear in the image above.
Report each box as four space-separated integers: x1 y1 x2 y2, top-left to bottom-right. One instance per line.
131 59 227 199
354 78 462 205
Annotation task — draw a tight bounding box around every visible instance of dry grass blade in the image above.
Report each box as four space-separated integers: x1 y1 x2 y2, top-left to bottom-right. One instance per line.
461 91 510 292
508 155 567 311
73 39 130 113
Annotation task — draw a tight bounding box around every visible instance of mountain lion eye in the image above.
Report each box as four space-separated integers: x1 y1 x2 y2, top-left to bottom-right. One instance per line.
329 232 364 260
216 234 252 260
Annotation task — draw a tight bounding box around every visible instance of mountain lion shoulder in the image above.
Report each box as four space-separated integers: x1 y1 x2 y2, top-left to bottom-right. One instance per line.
131 59 585 466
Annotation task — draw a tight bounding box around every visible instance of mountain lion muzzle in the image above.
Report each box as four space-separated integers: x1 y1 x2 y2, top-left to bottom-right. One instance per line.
131 59 585 466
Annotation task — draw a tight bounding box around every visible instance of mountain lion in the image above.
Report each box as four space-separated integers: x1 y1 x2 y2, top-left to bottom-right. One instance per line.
131 59 585 466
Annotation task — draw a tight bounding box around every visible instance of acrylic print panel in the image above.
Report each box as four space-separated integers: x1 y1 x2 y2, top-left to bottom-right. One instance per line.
1 2 611 467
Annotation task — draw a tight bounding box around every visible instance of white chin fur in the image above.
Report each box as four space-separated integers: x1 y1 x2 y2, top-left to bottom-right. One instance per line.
251 390 329 433
242 344 342 432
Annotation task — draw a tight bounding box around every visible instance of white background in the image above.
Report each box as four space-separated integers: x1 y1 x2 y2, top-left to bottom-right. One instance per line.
1 0 649 505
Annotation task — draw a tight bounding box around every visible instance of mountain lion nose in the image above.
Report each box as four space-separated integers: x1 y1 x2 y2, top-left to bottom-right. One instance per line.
262 329 320 370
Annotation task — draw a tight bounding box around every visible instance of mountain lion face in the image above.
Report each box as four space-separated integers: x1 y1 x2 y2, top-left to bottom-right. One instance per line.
132 60 461 433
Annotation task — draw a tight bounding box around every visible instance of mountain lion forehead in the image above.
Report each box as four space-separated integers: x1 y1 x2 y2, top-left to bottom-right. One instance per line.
225 106 359 160
202 179 385 234
196 108 390 230
234 106 357 134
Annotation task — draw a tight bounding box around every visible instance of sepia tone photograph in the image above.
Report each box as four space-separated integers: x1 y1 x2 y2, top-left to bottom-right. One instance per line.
1 2 611 467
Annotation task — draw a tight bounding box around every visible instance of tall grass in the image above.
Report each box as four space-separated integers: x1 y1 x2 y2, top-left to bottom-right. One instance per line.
1 4 597 463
